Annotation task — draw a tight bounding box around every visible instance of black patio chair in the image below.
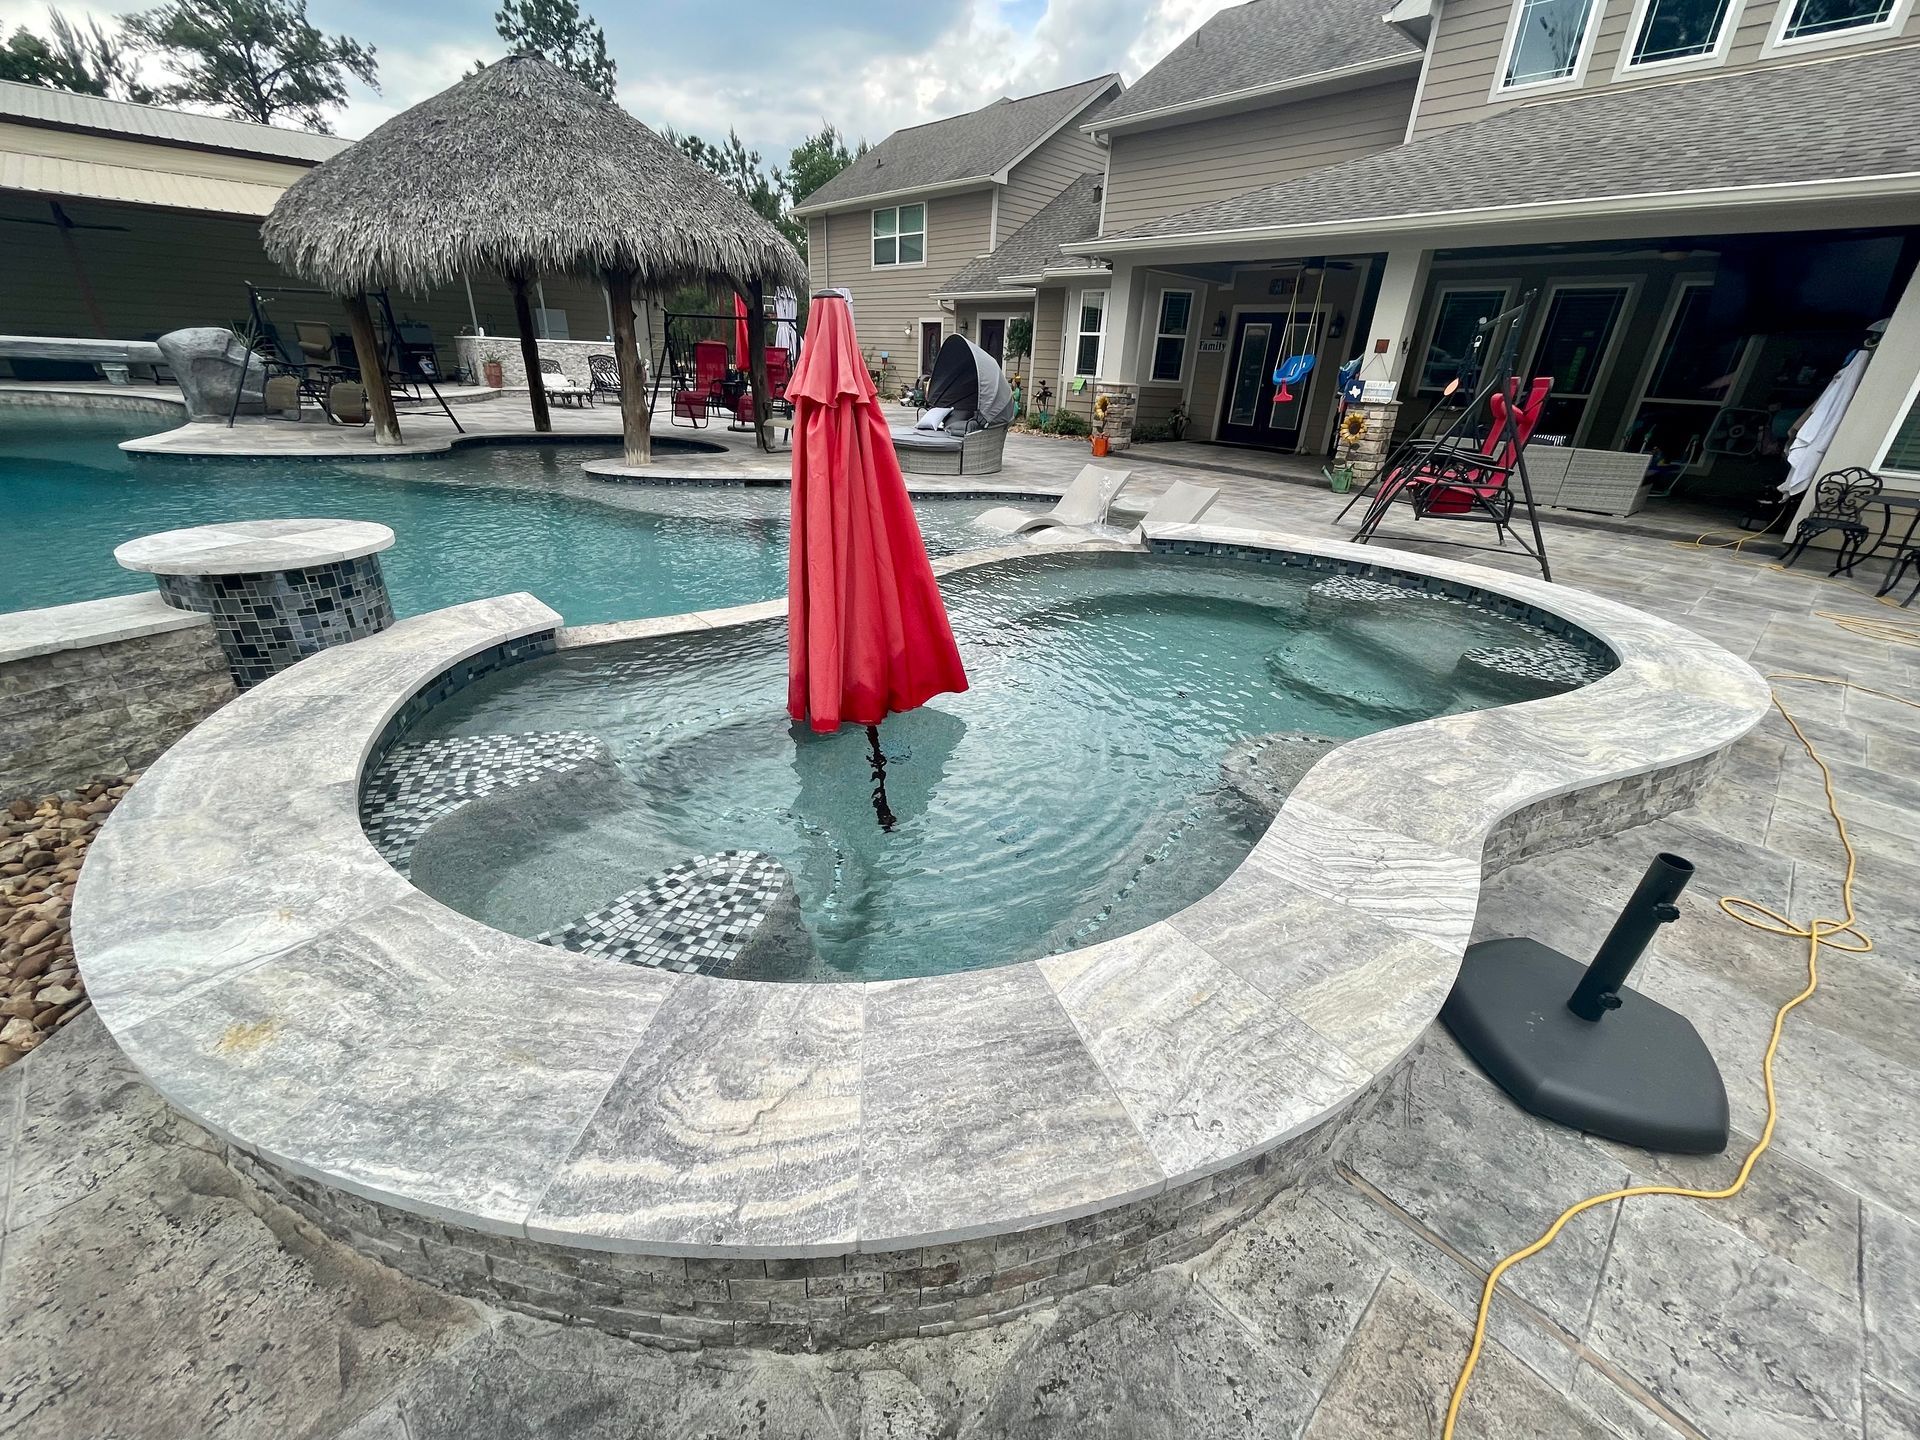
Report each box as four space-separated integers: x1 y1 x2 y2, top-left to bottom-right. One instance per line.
1778 467 1883 577
589 352 622 401
258 318 353 422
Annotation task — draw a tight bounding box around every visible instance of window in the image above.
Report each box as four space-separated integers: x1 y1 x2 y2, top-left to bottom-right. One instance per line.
1501 0 1599 87
1620 280 1747 470
1778 0 1895 38
1074 290 1107 377
1418 289 1508 392
872 203 926 267
1628 0 1736 63
1527 285 1629 441
1881 384 1920 474
1149 291 1193 383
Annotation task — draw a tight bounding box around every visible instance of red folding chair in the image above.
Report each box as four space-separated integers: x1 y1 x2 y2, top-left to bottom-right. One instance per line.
1361 376 1552 533
764 349 792 415
692 340 729 414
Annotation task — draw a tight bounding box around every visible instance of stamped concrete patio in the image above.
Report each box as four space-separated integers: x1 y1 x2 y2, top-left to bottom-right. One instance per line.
4 429 1915 1439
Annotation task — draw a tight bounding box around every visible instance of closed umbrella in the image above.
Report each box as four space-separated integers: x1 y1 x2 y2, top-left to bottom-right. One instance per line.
734 292 752 371
787 291 967 824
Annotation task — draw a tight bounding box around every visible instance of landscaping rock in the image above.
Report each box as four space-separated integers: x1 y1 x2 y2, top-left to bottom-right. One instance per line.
156 326 266 421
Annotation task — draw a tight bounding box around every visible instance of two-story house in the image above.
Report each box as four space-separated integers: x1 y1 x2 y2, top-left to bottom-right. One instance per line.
791 75 1121 394
961 0 1920 526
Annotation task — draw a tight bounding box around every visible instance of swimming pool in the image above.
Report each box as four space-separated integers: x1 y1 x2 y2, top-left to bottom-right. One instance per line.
0 404 1030 624
402 552 1601 981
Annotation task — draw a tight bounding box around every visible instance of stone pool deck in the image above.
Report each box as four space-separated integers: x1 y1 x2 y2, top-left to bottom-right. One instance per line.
8 464 1918 1435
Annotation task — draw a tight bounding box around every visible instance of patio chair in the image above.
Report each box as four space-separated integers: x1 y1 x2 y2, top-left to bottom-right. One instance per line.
976 463 1131 535
589 353 622 402
258 318 353 422
671 384 708 427
538 356 592 408
892 334 1017 476
1876 543 1920 607
1024 478 1217 544
1353 375 1551 541
1779 467 1882 577
764 349 793 416
692 340 730 414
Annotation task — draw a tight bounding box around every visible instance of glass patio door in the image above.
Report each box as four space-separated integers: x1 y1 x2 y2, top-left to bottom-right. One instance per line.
1219 311 1323 449
1527 286 1628 443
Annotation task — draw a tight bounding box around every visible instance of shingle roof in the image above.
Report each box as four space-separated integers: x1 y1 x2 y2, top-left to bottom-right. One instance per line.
1093 0 1419 129
793 74 1119 211
0 79 348 163
1102 46 1920 244
939 174 1105 294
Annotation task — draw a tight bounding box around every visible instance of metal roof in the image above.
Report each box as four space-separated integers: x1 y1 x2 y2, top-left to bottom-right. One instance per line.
0 149 289 216
0 80 348 163
1092 0 1419 131
1099 46 1920 247
793 75 1120 213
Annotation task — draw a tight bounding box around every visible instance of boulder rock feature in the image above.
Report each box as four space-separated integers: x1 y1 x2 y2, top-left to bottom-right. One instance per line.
156 327 267 421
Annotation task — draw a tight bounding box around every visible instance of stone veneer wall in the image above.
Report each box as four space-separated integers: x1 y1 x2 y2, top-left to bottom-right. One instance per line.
0 622 234 799
1480 751 1721 876
209 1057 1409 1351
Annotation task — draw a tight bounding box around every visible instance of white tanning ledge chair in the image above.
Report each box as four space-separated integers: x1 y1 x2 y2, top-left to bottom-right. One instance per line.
974 463 1131 537
1025 477 1219 544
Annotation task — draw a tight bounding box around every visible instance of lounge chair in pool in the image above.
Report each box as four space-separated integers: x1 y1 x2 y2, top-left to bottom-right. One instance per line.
1024 478 1219 544
974 463 1131 536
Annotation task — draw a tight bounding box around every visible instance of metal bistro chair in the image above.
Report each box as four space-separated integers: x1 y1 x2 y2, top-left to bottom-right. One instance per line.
1779 467 1883 577
589 352 622 402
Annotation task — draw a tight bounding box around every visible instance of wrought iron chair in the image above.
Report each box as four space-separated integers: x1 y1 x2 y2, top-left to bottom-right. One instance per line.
1876 546 1920 608
1778 467 1882 577
589 352 622 402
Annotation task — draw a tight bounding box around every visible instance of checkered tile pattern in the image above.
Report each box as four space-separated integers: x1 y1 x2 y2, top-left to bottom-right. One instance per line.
359 731 605 874
158 553 393 690
1462 638 1611 688
535 851 791 975
1309 575 1446 606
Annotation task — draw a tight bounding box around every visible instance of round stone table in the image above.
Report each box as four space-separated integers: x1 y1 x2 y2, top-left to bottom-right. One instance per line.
115 518 396 690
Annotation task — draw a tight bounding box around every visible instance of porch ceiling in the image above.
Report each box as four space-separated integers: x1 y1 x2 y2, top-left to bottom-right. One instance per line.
1097 45 1920 256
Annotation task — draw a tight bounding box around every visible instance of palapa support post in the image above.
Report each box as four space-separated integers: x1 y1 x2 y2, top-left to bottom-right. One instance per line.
1441 853 1729 1154
508 269 552 434
604 267 650 466
745 277 772 452
342 290 402 445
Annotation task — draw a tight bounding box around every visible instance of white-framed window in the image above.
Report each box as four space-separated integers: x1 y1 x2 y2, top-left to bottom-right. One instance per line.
1148 290 1193 384
1495 0 1601 90
1416 286 1513 393
1073 290 1107 378
1769 0 1904 47
1877 371 1920 477
1622 0 1740 66
872 203 926 268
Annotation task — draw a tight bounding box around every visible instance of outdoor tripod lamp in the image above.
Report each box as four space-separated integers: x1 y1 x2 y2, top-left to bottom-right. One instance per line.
1441 853 1730 1154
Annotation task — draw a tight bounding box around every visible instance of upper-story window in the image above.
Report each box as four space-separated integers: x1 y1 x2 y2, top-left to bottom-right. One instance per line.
1499 0 1600 88
872 204 926 267
1626 0 1738 64
1777 0 1898 40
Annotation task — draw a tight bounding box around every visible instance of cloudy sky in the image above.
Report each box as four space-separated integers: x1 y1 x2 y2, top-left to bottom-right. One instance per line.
0 0 1241 159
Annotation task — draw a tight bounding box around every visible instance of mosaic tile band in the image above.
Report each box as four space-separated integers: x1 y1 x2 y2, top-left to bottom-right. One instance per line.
155 553 393 689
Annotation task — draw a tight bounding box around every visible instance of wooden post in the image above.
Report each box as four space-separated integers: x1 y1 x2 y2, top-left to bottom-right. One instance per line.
745 277 771 453
342 291 402 446
508 270 552 433
605 267 651 467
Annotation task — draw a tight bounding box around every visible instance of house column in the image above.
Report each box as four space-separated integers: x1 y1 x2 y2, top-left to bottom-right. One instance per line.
1096 260 1150 450
1347 246 1434 485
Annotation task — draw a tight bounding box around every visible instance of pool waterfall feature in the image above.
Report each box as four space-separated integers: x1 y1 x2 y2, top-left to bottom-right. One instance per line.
71 526 1773 1350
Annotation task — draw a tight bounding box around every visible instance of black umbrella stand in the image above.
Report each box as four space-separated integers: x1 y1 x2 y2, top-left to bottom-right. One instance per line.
865 724 898 832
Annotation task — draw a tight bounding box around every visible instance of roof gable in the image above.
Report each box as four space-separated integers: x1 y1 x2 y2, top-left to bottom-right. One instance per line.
1094 0 1418 131
794 74 1119 212
939 173 1105 294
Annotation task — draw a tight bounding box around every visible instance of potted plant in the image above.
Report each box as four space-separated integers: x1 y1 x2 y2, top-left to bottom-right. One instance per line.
1326 409 1368 493
1091 393 1112 457
481 350 505 389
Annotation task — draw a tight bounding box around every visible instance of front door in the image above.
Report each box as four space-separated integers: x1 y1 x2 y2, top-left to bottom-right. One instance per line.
1218 310 1323 450
919 321 942 376
977 318 1006 366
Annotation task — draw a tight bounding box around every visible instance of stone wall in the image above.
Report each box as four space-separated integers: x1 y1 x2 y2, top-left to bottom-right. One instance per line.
210 1058 1408 1352
1480 751 1721 875
0 594 235 800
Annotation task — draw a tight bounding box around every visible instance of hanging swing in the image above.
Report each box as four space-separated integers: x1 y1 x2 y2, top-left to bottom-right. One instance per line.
1272 259 1331 404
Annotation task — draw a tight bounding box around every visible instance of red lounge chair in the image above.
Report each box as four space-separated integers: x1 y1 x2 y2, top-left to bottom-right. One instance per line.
692 340 730 414
1360 376 1551 532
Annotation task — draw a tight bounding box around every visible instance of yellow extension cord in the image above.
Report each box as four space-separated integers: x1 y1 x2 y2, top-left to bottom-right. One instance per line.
1441 599 1920 1438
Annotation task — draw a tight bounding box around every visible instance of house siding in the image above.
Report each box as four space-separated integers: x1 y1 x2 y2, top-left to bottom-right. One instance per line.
1410 0 1920 138
0 192 611 369
1000 114 1109 238
805 188 995 390
1100 80 1416 235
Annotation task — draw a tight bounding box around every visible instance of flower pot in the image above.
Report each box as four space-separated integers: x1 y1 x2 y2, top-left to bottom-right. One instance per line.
1091 434 1111 458
483 361 504 389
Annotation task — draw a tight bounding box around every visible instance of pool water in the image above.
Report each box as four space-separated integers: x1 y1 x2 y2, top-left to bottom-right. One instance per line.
0 405 1022 624
411 552 1591 981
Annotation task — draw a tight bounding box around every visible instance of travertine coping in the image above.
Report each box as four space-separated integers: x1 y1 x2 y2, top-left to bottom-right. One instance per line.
72 524 1770 1266
0 591 211 665
114 518 396 577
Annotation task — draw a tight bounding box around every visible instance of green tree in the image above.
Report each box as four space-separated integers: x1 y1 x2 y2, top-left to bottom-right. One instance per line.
491 0 615 99
122 0 377 133
785 122 866 210
1 9 152 100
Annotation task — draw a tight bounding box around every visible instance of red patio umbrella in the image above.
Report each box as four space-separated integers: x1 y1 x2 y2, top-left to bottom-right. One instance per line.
787 291 967 822
734 292 752 370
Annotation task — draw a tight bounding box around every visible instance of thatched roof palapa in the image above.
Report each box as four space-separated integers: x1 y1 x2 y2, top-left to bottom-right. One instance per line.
261 53 805 296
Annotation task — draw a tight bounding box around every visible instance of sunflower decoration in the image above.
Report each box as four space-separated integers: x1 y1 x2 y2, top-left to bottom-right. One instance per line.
1340 410 1369 449
1093 392 1112 433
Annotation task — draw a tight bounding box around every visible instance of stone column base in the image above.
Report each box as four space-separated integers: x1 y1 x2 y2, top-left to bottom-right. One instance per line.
1094 382 1138 451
